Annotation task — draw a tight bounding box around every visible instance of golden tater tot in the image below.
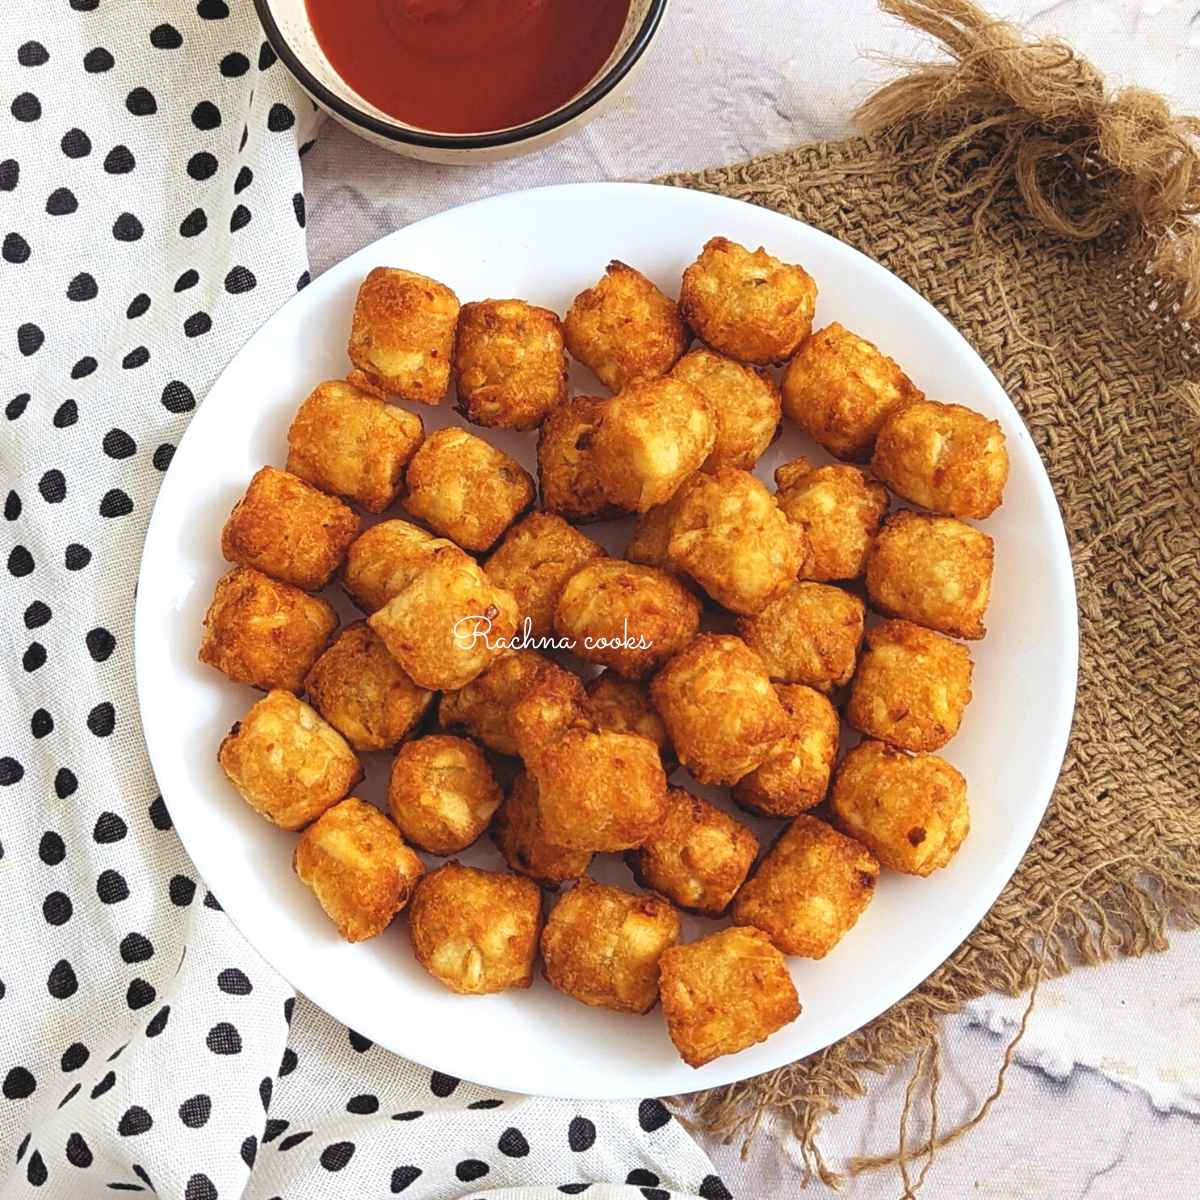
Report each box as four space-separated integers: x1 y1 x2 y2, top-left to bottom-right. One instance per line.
347 266 459 405
388 734 502 855
733 815 879 958
509 662 591 762
294 797 424 942
666 469 803 615
221 466 359 591
484 513 605 637
403 426 535 552
866 510 994 639
781 323 922 462
563 260 689 392
342 520 468 614
872 399 1009 519
737 581 865 690
733 684 839 817
218 690 362 831
592 376 716 513
536 395 623 524
624 478 699 574
304 622 433 752
285 379 424 513
775 458 890 582
491 771 593 889
542 879 680 1015
845 619 973 752
831 741 969 876
670 348 781 472
439 650 554 756
585 671 674 766
650 634 787 786
453 299 568 430
679 236 817 365
199 566 336 692
554 559 701 680
408 862 542 995
659 927 801 1068
627 788 758 917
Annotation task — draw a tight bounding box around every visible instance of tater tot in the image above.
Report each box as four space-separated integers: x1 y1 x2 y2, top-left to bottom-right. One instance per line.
775 458 890 582
845 619 974 752
563 260 689 392
872 399 1009 519
439 650 554 756
218 690 362 831
347 266 459 405
831 740 969 876
294 797 424 942
554 559 701 679
649 634 787 786
509 663 591 762
484 513 605 637
670 348 781 472
402 426 535 552
536 395 624 524
408 862 542 995
866 510 994 639
627 788 758 917
342 520 469 614
491 771 593 889
220 466 359 591
592 376 716 513
733 684 839 817
624 478 699 574
453 299 568 430
285 379 424 513
737 581 865 690
659 927 801 1068
199 566 337 692
679 237 817 365
585 671 674 766
781 323 923 461
541 879 680 1015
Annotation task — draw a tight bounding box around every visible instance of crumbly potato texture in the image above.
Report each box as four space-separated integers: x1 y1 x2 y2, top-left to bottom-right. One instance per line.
439 650 554 756
536 394 623 524
491 771 593 889
585 672 674 766
342 520 468 614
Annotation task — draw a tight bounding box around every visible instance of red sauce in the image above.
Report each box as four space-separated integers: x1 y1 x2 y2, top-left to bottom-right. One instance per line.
305 0 633 135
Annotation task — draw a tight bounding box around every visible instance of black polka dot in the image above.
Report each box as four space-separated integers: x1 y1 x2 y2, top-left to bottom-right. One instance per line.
25 601 51 628
259 1075 273 1110
239 124 248 152
234 165 253 193
113 212 144 241
127 293 151 318
292 192 306 227
86 628 117 664
127 978 156 1009
146 1005 170 1037
61 1043 89 1072
279 1048 298 1076
391 1166 422 1193
84 47 114 72
169 874 196 906
7 392 30 419
559 1187 591 1196
225 265 256 294
46 187 78 216
184 311 212 337
267 102 295 132
12 92 41 122
263 1118 289 1143
59 1083 81 1108
122 346 150 369
187 151 218 181
90 1072 116 1099
468 1098 504 1110
220 51 249 77
61 128 91 158
393 1110 423 1121
180 208 207 237
26 1150 47 1186
18 322 45 355
161 380 196 413
346 1029 372 1054
320 1142 356 1172
24 642 48 671
230 204 251 232
87 701 116 735
38 469 66 502
240 1136 257 1168
455 1160 489 1183
55 768 78 798
5 490 20 519
430 1072 459 1097
3 232 31 263
18 41 50 67
638 1099 671 1131
66 1132 92 1168
31 708 54 738
174 268 199 292
206 1022 242 1055
217 967 252 995
278 1130 312 1151
191 100 220 131
568 1116 596 1151
284 996 295 1024
198 0 230 17
107 1043 128 1063
48 959 78 999
132 1166 154 1190
64 543 90 570
99 489 133 518
43 891 73 925
498 1127 529 1157
67 272 98 301
104 144 135 174
118 1106 153 1137
102 424 139 459
97 870 129 904
70 357 95 380
92 812 127 847
149 796 172 830
299 137 317 157
126 87 157 116
259 40 278 70
150 23 183 50
4 1066 36 1099
40 831 66 864
698 1175 733 1199
626 1170 659 1186
178 1094 211 1128
203 890 222 911
9 546 35 577
347 1093 378 1114
153 443 175 471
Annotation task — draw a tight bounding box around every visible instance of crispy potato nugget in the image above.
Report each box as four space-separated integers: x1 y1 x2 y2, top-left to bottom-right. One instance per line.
555 559 701 679
667 469 803 615
628 788 758 917
221 466 359 591
510 663 591 761
831 741 969 876
872 399 1009 519
343 520 468 614
388 734 502 855
403 427 535 552
563 260 689 392
650 634 787 786
781 323 922 461
625 480 697 573
733 816 879 958
199 566 336 692
585 671 673 765
734 684 839 817
592 376 715 513
491 771 593 889
671 348 781 472
659 927 800 1068
285 379 424 513
453 299 568 430
347 266 459 405
680 237 817 365
304 623 433 752
542 879 680 1015
439 650 553 756
866 510 994 639
294 798 424 942
846 619 974 752
536 395 623 524
408 862 542 995
737 581 865 690
485 513 605 637
218 690 362 831
368 554 520 691
775 458 890 582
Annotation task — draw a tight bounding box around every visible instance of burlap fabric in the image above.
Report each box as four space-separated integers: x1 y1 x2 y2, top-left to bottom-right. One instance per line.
661 0 1200 1183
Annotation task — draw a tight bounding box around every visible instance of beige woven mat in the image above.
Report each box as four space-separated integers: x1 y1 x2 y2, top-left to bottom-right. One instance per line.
661 0 1200 1185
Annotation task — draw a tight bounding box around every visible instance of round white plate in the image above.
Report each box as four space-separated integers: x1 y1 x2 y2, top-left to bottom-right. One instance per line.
135 182 1077 1100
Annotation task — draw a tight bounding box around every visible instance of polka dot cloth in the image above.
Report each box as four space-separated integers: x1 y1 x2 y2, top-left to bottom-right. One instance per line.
0 6 728 1198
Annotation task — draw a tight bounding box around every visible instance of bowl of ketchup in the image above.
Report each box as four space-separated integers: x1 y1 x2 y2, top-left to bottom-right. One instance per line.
254 0 668 162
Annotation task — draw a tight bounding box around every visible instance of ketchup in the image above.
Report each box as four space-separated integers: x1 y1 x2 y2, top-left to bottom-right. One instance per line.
305 0 633 134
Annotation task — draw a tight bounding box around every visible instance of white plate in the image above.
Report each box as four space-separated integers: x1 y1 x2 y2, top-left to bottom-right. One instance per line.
135 182 1077 1099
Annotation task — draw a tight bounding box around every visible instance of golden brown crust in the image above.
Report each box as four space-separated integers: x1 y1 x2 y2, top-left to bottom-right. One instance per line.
342 520 469 614
509 662 592 764
536 394 622 523
490 771 593 889
439 650 554 756
585 671 674 766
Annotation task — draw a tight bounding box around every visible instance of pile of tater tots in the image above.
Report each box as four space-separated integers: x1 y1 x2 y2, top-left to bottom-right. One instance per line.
200 235 1008 1069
